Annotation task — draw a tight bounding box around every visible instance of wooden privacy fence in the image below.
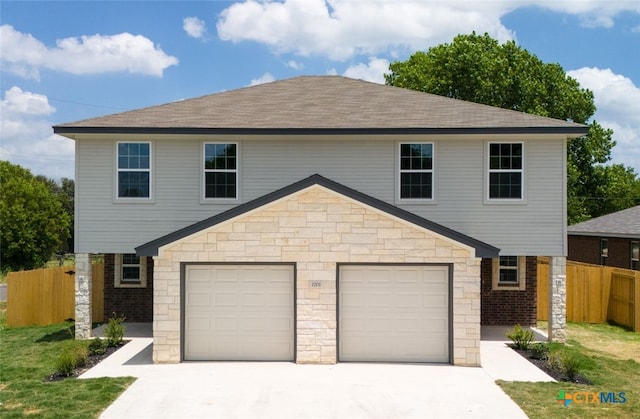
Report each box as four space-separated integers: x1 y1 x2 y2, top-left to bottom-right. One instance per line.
538 260 640 332
6 264 104 327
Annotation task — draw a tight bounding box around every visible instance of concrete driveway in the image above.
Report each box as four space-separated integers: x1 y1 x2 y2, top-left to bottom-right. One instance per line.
83 325 552 418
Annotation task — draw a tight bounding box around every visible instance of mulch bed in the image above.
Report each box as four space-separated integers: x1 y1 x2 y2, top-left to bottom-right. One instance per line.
46 341 129 381
510 346 592 384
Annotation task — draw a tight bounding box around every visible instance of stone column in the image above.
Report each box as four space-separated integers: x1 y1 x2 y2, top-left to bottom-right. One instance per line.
548 256 566 343
75 253 93 340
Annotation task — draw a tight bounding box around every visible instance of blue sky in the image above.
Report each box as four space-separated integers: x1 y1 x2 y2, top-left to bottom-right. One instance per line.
1 1 639 180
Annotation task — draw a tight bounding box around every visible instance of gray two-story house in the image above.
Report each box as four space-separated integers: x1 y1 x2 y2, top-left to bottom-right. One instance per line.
54 76 586 365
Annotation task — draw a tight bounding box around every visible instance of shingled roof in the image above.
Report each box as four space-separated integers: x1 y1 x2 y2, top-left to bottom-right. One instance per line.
54 75 588 136
568 205 640 239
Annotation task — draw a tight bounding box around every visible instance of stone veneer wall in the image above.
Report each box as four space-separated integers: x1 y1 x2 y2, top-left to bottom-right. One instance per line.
104 254 154 322
152 186 482 366
480 256 537 326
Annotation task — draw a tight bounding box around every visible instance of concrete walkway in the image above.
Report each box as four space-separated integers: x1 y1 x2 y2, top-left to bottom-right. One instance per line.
81 324 553 418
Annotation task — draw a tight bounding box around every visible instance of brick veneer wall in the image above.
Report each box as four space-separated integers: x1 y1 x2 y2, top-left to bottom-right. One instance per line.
480 256 537 326
152 185 483 366
568 235 637 270
104 254 154 322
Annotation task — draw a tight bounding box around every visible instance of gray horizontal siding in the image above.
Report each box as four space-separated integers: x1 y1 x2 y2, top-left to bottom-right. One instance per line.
75 136 566 256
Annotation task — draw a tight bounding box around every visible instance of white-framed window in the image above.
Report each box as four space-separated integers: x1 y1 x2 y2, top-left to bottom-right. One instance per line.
600 239 609 265
399 142 434 200
203 143 238 199
488 142 523 200
630 241 638 270
492 256 526 290
114 253 147 288
117 142 151 199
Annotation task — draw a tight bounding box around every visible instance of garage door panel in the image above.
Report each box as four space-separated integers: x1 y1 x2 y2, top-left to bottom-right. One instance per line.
188 317 211 331
188 293 211 307
339 265 449 363
185 265 294 361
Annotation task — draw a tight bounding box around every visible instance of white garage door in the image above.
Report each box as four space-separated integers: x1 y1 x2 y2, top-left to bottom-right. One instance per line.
339 265 450 363
184 264 294 361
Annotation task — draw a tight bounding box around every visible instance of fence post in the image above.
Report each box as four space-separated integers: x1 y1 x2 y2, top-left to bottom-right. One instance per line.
548 256 567 343
75 253 93 339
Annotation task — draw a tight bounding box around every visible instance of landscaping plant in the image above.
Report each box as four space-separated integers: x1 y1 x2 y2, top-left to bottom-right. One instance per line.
506 324 534 350
529 342 550 360
0 302 134 418
104 313 126 347
88 337 108 355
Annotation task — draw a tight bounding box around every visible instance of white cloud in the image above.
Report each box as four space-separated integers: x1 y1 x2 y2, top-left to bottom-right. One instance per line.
0 86 74 179
568 67 640 172
531 1 640 28
183 16 207 39
343 57 390 84
286 60 304 70
1 86 55 115
217 1 640 60
217 0 514 61
248 72 276 86
0 25 178 79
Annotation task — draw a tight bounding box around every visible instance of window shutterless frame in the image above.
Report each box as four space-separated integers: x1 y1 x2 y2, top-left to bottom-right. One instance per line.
486 141 525 202
202 142 239 201
600 239 609 266
631 241 639 270
398 142 435 202
115 141 153 201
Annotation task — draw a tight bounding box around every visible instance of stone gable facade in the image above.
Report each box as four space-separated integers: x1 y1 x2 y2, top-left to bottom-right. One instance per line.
152 185 482 366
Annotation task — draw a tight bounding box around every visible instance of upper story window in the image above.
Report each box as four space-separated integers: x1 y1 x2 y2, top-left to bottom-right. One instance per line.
600 239 609 265
399 143 433 200
204 143 237 199
630 241 638 270
117 142 151 198
488 142 523 200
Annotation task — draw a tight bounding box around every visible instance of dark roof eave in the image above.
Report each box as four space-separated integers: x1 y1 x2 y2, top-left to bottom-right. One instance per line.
53 126 589 136
568 231 640 239
136 174 500 258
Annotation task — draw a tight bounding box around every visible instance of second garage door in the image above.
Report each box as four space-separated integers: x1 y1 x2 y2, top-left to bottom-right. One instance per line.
339 264 450 363
184 264 295 361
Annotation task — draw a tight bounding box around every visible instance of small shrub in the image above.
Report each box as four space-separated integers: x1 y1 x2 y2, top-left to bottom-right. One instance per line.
73 344 88 368
507 324 534 350
55 351 77 376
560 351 583 380
529 342 550 360
88 337 107 356
104 313 126 347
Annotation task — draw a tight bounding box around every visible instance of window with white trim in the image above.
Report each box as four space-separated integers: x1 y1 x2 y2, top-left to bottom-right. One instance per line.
204 143 237 199
631 241 639 271
399 143 433 199
117 142 151 198
114 253 147 288
488 142 523 200
492 256 526 290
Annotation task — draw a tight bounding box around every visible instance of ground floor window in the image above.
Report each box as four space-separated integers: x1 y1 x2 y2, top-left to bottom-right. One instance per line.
114 253 147 288
492 256 526 290
632 241 639 270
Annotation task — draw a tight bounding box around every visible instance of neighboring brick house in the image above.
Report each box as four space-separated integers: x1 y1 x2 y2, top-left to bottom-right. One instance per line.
568 205 640 271
53 76 587 365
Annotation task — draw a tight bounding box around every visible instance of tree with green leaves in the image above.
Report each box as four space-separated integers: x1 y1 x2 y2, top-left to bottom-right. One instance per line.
0 161 71 271
386 32 640 223
36 175 75 252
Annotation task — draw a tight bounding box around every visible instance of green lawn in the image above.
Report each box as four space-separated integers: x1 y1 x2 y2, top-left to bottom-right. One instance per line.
0 302 134 418
499 322 640 418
